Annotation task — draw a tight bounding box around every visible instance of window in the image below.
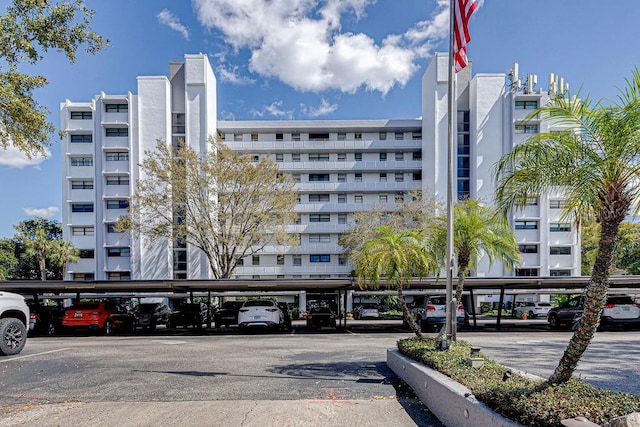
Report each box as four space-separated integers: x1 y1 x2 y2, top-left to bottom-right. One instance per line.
310 254 331 263
337 132 346 141
106 152 129 161
309 194 330 202
173 113 186 134
107 272 131 281
277 254 285 265
550 223 571 232
413 150 422 160
550 246 572 255
71 180 93 189
291 153 301 162
236 258 244 266
73 273 94 281
395 192 404 203
526 197 539 206
309 174 330 182
71 157 93 166
354 194 363 203
234 134 243 141
550 269 571 277
379 152 387 161
515 220 538 230
295 214 301 225
379 194 388 203
293 255 302 266
252 255 260 266
106 127 128 137
412 131 422 140
251 133 258 141
106 176 129 185
339 256 347 266
105 104 128 113
72 226 94 236
515 100 538 110
515 124 539 134
395 152 404 161
106 199 129 209
549 199 567 209
72 203 93 213
337 173 346 182
107 247 130 257
338 213 347 224
292 133 300 141
275 153 283 162
395 131 403 140
337 153 346 161
309 234 331 243
308 153 330 161
354 132 362 140
413 172 422 181
379 173 387 182
379 132 387 140
276 133 283 141
70 111 92 119
293 174 301 183
309 133 329 140
338 193 346 203
106 223 119 233
354 152 362 161
518 244 538 254
395 173 404 182
310 214 330 223
251 155 259 163
79 250 95 259
516 268 539 277
70 134 92 143
354 173 362 182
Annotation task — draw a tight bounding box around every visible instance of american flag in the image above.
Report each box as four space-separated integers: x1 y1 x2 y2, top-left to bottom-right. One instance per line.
453 0 478 73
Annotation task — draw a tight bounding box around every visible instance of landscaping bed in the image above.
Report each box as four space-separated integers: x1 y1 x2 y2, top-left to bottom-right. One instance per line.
397 337 640 426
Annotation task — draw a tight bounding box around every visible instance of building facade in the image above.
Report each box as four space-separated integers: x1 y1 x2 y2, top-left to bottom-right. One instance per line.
60 53 580 283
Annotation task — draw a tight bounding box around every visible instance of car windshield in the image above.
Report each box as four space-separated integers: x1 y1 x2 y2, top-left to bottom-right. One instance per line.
427 297 446 305
244 300 275 307
311 307 333 314
537 302 552 307
69 303 101 310
222 302 243 309
137 304 158 313
606 296 635 305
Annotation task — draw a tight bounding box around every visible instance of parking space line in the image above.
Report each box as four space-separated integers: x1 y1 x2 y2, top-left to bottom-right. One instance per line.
3 348 70 362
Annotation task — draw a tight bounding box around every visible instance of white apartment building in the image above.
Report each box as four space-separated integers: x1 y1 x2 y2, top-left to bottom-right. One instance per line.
60 53 580 283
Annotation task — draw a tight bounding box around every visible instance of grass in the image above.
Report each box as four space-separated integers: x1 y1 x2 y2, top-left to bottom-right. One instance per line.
398 337 640 426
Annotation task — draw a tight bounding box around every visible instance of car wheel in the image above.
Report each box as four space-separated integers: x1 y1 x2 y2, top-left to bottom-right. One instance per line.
0 318 27 356
46 322 56 336
548 314 560 329
149 321 157 332
103 319 113 336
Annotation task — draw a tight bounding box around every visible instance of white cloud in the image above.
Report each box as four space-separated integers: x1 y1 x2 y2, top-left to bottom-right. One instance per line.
250 100 294 119
192 0 455 95
23 206 59 218
0 146 49 168
301 99 338 117
216 64 255 85
157 9 190 40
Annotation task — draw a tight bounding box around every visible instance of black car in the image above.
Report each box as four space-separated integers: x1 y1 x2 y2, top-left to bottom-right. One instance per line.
135 303 171 331
28 302 64 336
168 302 209 329
306 307 337 330
214 301 244 328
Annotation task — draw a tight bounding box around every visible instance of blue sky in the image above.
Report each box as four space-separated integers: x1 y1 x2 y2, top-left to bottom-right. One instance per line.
0 0 639 238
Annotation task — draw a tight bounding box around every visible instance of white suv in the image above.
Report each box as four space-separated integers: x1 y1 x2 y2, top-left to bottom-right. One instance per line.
411 295 466 332
0 291 29 356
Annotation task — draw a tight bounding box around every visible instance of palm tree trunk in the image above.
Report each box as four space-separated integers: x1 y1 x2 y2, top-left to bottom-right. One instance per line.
549 219 620 384
455 250 470 302
39 251 47 281
395 283 422 339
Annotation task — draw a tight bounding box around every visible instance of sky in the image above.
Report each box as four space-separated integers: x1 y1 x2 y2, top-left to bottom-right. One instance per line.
0 0 639 238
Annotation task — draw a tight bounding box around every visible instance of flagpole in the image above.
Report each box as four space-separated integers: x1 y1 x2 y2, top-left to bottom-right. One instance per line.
444 0 457 347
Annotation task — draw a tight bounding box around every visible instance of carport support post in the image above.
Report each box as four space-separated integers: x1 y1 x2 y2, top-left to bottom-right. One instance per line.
469 288 477 328
207 290 212 328
496 287 505 331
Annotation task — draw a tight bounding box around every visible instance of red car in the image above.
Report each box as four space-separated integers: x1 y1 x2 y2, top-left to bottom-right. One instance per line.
62 301 136 335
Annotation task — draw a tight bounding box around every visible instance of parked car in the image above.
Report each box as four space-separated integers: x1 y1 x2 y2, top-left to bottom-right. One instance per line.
214 300 245 328
0 291 29 356
168 302 209 329
62 301 136 335
28 302 64 336
410 295 466 332
355 304 379 319
306 307 337 330
277 302 293 331
238 299 283 331
514 301 552 318
135 303 171 331
548 295 640 329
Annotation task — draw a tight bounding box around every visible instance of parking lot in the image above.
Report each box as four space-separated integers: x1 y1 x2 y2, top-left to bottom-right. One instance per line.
1 320 639 426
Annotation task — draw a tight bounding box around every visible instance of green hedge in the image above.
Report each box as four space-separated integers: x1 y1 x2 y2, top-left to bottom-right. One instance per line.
397 337 640 426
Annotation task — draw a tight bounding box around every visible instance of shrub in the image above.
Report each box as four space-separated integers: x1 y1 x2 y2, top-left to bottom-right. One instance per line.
397 337 640 426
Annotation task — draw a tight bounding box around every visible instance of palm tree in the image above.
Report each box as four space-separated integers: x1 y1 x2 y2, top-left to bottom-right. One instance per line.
50 240 80 280
426 199 520 303
22 227 55 281
355 226 435 338
494 68 640 384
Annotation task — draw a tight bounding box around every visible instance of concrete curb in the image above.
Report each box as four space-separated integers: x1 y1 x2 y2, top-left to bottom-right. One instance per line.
387 348 522 427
